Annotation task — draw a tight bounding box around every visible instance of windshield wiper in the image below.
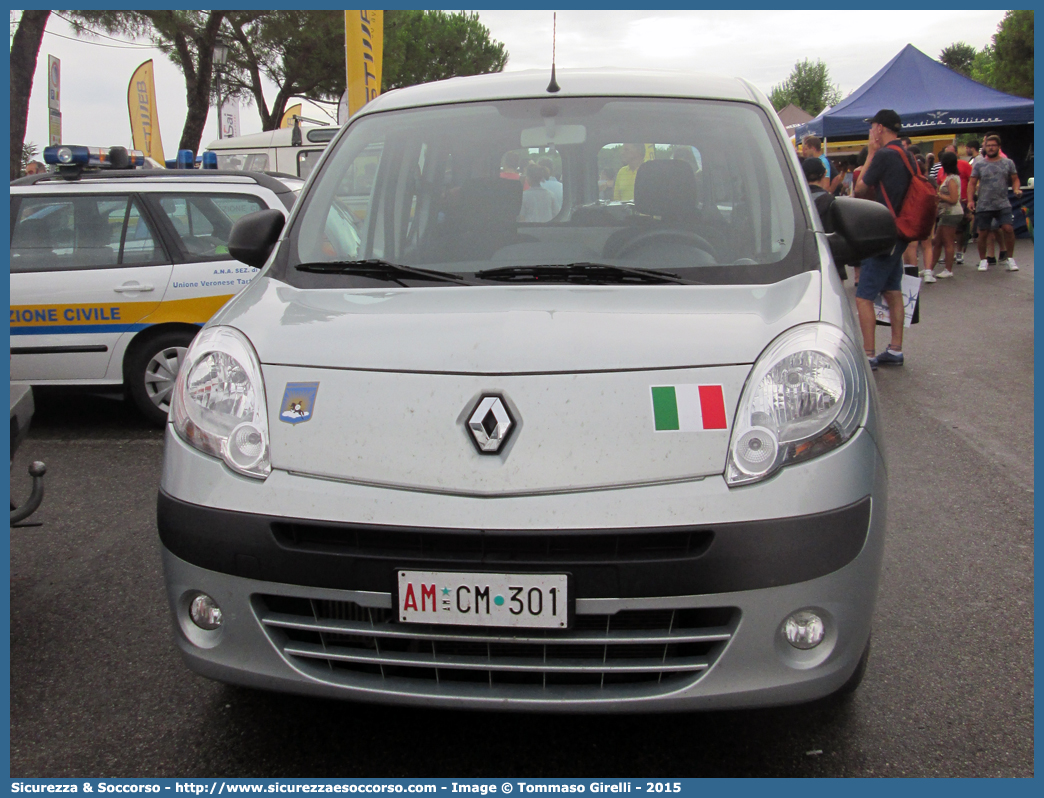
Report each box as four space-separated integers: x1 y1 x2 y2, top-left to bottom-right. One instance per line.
295 259 473 285
474 263 698 285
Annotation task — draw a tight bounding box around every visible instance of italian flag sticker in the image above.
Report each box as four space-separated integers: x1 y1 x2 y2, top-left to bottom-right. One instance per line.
651 385 728 431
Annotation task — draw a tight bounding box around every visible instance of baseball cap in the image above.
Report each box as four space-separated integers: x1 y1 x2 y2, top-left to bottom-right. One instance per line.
867 109 902 132
801 157 826 182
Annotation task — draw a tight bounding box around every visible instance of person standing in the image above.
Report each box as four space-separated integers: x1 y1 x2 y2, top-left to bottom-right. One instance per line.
613 143 646 202
933 145 972 265
802 157 847 280
537 157 563 216
802 136 843 194
967 133 1022 272
499 152 521 181
853 109 914 371
519 164 555 223
928 152 964 280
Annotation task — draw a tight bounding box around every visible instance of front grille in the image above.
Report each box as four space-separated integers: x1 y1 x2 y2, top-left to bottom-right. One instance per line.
271 522 714 562
255 594 738 695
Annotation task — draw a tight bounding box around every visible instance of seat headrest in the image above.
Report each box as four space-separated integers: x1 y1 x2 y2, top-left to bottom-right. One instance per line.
634 159 698 219
75 203 112 247
460 177 523 227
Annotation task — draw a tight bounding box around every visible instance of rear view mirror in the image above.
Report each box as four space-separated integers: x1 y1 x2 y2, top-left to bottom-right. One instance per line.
521 123 586 147
228 209 285 269
826 197 896 265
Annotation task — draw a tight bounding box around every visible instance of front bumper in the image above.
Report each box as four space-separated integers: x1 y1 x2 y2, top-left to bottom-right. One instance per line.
159 427 886 711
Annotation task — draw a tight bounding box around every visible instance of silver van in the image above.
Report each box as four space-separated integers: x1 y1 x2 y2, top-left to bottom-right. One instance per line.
158 69 895 711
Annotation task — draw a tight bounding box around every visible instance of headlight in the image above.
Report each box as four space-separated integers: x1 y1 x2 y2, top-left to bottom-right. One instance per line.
170 326 271 479
726 324 867 486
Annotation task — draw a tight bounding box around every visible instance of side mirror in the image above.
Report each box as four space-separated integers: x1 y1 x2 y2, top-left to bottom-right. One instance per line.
228 209 286 269
825 197 896 265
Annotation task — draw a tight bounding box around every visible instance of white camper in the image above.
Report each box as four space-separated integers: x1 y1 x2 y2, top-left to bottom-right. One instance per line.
203 126 338 180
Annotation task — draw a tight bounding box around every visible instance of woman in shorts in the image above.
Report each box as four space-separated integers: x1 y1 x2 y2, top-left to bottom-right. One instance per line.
927 151 964 281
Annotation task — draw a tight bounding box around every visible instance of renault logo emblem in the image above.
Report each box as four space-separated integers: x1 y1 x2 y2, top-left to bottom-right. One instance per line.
466 395 515 454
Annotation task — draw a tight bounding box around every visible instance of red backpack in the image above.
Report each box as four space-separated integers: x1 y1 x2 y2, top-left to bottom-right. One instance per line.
879 144 939 241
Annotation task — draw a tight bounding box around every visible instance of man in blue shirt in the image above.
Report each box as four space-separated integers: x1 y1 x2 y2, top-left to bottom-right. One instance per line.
853 109 914 371
802 136 841 193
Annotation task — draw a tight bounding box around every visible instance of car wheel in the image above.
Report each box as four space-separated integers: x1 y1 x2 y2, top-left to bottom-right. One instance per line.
127 330 197 425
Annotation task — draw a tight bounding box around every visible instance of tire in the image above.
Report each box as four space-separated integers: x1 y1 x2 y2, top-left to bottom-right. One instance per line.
126 329 197 426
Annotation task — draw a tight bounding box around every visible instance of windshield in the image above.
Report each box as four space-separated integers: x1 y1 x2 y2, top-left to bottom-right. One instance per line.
278 97 809 288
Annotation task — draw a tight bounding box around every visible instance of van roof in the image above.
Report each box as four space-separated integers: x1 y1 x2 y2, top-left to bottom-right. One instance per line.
204 127 331 151
357 68 762 118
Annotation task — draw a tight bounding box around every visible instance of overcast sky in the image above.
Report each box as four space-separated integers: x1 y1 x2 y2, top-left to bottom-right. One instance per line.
21 9 1008 160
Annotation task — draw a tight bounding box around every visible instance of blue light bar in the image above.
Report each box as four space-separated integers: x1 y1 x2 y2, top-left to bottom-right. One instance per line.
201 151 218 169
43 145 95 166
123 149 146 167
176 149 195 169
41 145 147 169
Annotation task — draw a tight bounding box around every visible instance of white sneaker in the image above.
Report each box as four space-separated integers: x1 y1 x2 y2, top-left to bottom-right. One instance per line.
978 259 989 271
938 269 954 278
922 269 937 283
1004 258 1019 272
955 252 964 264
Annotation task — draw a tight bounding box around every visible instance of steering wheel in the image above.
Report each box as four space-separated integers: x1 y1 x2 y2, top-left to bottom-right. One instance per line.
614 229 718 262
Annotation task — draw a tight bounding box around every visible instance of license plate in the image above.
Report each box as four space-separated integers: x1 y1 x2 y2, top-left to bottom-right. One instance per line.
396 570 569 629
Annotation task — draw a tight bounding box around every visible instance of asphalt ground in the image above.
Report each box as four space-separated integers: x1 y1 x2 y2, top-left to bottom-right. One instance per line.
9 240 1034 777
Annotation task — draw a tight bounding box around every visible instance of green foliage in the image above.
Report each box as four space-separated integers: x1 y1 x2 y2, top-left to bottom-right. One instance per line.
382 11 507 91
769 59 842 117
939 42 977 76
992 10 1033 98
971 45 996 87
67 11 226 153
22 141 37 165
223 11 346 130
953 11 1033 98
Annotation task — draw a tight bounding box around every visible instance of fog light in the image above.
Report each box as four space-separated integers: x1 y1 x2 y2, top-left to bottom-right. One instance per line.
734 427 778 475
225 421 266 471
190 594 222 630
783 610 825 649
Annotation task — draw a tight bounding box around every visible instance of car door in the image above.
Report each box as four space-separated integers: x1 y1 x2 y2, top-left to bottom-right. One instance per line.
10 191 173 383
136 190 273 322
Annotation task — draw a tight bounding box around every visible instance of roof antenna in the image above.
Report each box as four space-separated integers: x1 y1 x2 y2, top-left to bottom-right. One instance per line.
546 12 561 93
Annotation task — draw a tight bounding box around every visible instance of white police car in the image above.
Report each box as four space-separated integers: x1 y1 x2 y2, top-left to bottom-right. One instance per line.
159 69 896 711
10 145 301 423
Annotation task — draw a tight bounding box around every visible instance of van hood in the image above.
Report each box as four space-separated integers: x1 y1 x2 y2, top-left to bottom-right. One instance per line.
211 274 823 495
215 272 822 373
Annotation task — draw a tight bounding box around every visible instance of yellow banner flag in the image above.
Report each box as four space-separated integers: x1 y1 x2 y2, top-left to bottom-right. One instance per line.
344 10 383 118
127 60 164 162
281 104 303 129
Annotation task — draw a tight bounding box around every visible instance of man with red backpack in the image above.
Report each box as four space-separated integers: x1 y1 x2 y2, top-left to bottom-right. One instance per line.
853 109 934 371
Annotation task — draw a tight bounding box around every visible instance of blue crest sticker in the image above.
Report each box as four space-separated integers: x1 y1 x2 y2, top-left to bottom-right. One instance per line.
279 382 319 424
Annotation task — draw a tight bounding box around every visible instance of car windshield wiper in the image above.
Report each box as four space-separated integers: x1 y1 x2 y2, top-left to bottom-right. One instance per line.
474 263 698 285
295 259 473 285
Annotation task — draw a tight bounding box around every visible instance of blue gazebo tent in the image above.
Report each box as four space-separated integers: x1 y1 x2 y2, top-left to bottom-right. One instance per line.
794 44 1034 140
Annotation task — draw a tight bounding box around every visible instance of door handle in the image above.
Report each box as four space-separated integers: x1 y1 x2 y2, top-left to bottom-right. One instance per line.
113 283 154 293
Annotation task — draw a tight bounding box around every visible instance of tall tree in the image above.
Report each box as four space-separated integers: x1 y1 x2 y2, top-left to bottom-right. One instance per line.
222 11 345 131
939 42 977 77
220 10 508 131
971 45 996 88
991 10 1033 98
382 11 507 91
10 10 50 180
68 11 225 154
769 59 842 117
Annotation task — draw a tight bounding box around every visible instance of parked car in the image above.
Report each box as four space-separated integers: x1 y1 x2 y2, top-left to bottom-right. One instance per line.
10 147 300 423
158 69 895 711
